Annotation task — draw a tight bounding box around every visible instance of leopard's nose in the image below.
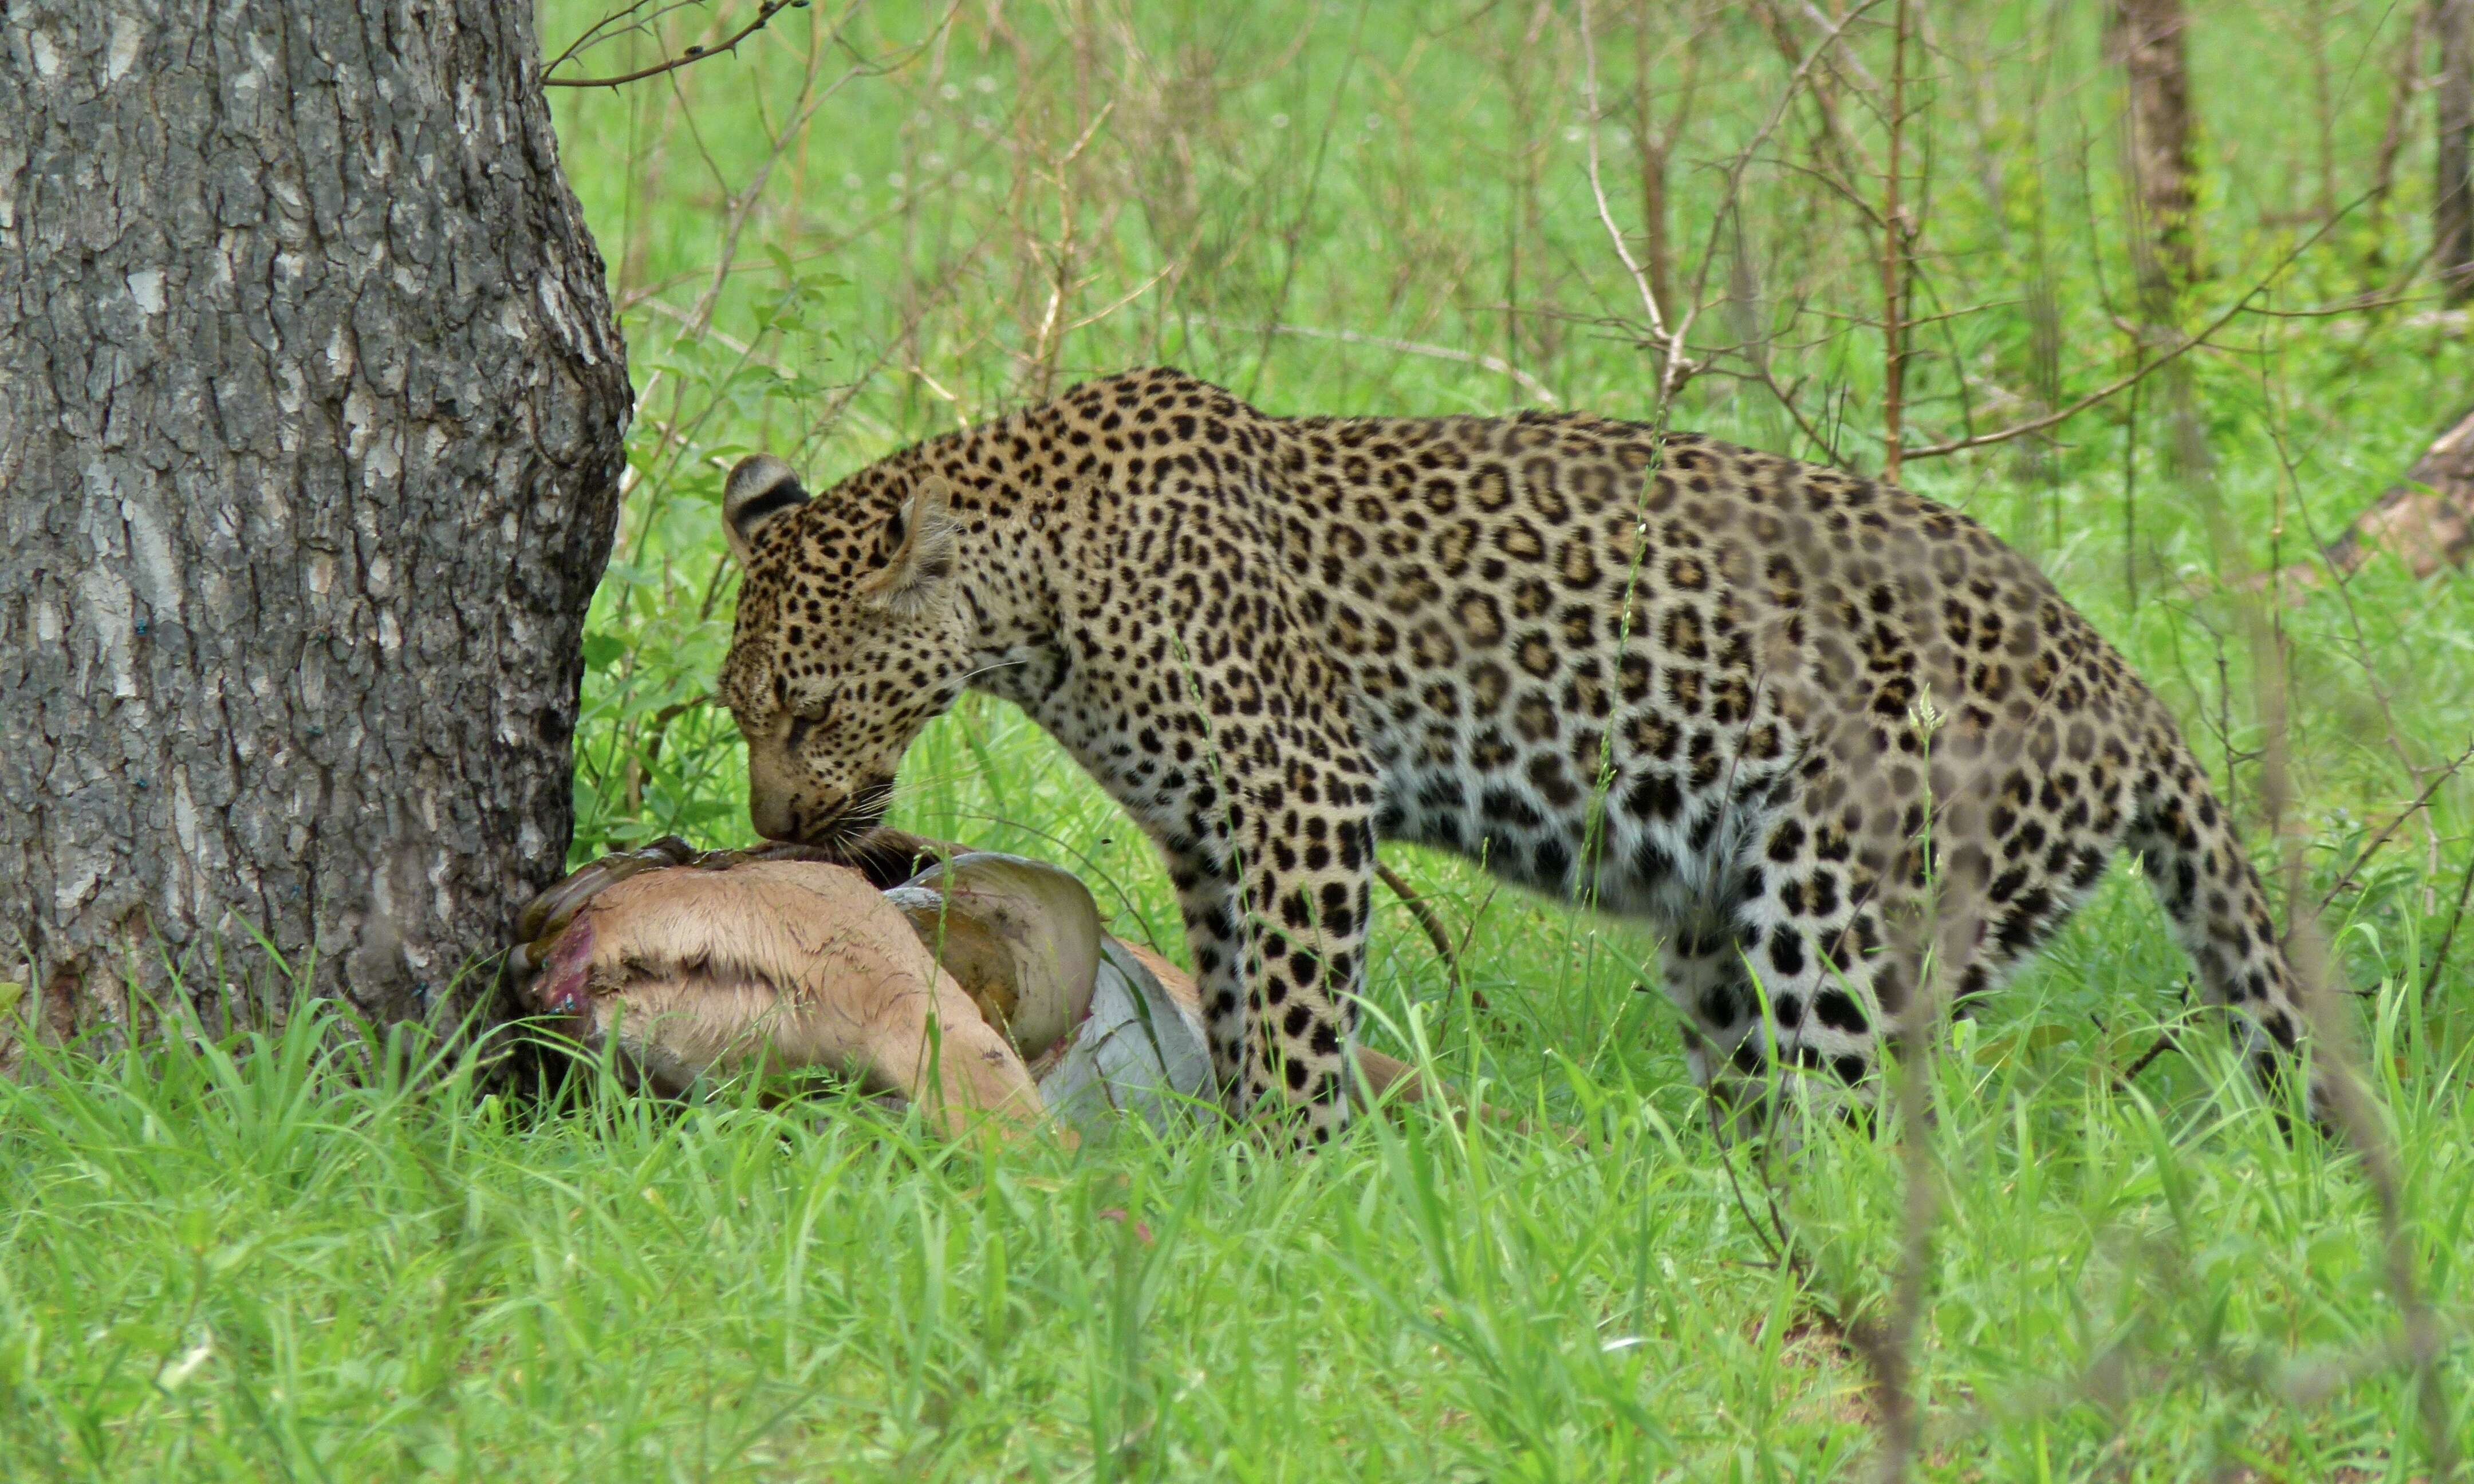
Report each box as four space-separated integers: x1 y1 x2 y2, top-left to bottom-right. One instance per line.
751 791 863 846
749 791 802 843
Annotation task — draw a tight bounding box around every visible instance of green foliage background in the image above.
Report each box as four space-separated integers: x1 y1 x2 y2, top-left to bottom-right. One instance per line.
6 2 2474 1478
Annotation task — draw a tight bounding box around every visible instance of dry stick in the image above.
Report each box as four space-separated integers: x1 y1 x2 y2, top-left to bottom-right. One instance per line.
547 0 815 89
2248 349 2451 890
652 2 901 405
1704 360 1856 469
574 33 839 792
1372 862 1478 1012
2428 842 2474 993
1797 0 1884 92
679 5 905 342
1701 1080 1815 1292
1861 749 1972 1484
1449 878 1503 1021
1589 0 1900 1383
2221 453 2460 1476
2242 289 2433 321
1747 0 1878 233
1021 100 1119 401
2121 341 2144 607
2111 1020 2184 1090
547 0 718 78
1498 0 1543 393
1921 1280 2461 1453
1575 0 1693 400
1186 318 1561 407
1665 0 1896 424
2274 820 2459 1480
593 9 951 804
1628 0 1703 341
633 298 799 377
1864 1076 1939 1484
784 196 1022 462
2366 2 2440 254
604 4 874 625
1243 0 1374 403
1878 0 1911 482
2441 0 2474 306
2310 732 2474 917
610 124 1009 313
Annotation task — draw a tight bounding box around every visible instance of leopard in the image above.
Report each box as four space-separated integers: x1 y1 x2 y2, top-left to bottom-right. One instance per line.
713 365 2321 1145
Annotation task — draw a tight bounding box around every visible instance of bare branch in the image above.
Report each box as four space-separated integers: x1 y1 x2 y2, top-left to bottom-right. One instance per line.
1188 317 1560 406
1903 195 2371 463
2312 733 2474 917
1374 862 1472 1010
2430 840 2474 989
1577 0 1695 399
546 0 814 90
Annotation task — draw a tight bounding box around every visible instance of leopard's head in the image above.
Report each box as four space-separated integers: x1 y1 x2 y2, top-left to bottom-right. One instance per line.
715 454 968 846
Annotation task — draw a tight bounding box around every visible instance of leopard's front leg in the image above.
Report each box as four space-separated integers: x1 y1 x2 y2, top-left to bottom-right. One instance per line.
1164 838 1248 1099
1167 755 1375 1144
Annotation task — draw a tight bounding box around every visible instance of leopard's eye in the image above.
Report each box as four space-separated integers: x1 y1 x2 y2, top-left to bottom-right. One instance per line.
784 696 834 750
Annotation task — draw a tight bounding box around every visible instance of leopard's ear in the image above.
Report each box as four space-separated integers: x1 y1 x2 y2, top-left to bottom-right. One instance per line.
722 455 810 564
861 473 958 617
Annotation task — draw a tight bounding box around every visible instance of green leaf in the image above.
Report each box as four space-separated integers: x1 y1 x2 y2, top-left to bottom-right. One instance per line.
581 633 627 669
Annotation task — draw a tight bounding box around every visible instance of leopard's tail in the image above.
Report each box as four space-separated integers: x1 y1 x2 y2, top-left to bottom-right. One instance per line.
2124 731 2323 1118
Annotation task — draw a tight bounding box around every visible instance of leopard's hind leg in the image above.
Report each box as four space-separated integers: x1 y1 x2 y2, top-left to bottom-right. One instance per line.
1660 832 1913 1140
2124 731 2323 1120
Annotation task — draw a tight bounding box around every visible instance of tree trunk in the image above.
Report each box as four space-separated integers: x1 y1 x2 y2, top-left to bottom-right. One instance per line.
2107 0 2207 484
1630 0 1700 341
2369 3 2440 270
2440 0 2474 304
2106 0 2199 323
0 3 632 1060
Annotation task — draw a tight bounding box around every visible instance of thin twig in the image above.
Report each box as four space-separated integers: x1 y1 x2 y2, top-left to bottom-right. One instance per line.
2239 291 2428 319
1188 318 1561 406
1861 795 1972 1484
1375 861 1471 1009
1577 0 1695 399
1669 0 1896 423
1902 195 2374 463
547 0 714 77
546 0 812 90
2231 419 2460 1477
2426 842 2474 998
2111 1024 2182 1090
1450 878 1501 1017
2312 733 2474 916
631 297 799 376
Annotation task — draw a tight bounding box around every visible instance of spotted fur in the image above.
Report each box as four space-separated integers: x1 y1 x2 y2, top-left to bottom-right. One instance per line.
715 367 2318 1143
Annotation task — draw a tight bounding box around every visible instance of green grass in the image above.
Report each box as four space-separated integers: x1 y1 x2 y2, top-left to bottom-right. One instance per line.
2 971 2466 1477
7 1 2474 1476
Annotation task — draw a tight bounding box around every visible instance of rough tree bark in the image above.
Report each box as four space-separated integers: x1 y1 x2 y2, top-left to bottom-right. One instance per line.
1629 0 1707 344
0 3 633 1061
2106 0 2206 485
2440 0 2474 304
2105 0 2199 322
